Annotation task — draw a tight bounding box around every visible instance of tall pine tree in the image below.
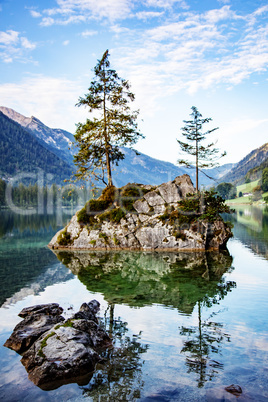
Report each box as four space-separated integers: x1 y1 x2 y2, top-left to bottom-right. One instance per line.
177 106 226 192
73 50 144 187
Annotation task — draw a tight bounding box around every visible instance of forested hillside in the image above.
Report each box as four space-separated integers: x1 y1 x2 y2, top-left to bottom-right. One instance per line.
220 143 268 184
0 112 72 183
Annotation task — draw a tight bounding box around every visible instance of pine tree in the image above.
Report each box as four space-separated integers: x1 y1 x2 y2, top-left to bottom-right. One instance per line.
177 106 226 192
73 50 144 187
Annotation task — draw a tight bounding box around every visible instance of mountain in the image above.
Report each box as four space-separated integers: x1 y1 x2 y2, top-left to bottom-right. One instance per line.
0 106 74 164
220 143 268 184
245 157 268 182
0 111 72 183
0 106 234 187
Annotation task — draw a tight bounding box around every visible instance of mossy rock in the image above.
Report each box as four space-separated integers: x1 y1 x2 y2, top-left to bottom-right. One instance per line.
57 229 72 246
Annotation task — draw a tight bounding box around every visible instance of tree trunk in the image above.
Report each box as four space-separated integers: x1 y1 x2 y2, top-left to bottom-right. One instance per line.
103 69 113 187
196 139 199 192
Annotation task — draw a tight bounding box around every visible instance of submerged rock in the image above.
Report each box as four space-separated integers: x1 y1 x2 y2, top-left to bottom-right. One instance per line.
48 174 233 251
4 300 112 390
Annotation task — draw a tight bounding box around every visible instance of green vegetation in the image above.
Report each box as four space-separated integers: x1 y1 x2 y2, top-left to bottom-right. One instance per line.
99 207 126 224
245 155 268 183
57 228 72 246
0 179 92 209
0 111 72 182
227 178 268 204
38 331 56 358
55 319 74 330
216 182 236 200
160 190 233 227
261 167 268 192
73 50 144 187
76 183 149 229
177 106 226 192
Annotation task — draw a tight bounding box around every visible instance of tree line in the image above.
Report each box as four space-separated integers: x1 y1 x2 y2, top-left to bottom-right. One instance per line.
0 179 94 208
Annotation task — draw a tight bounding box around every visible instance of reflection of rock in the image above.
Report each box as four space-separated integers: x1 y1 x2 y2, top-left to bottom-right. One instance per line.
206 384 264 402
49 175 232 251
55 250 234 314
4 300 112 390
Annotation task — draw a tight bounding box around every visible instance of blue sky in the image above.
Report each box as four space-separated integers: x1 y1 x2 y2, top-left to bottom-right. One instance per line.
0 0 268 165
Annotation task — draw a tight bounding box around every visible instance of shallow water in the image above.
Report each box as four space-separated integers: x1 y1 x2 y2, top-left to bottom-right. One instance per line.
0 206 267 401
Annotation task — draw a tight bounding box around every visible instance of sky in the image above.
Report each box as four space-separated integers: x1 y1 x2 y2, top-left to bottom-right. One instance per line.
0 0 268 166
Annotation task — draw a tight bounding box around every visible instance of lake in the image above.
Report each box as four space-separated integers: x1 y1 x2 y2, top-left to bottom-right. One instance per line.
0 206 267 401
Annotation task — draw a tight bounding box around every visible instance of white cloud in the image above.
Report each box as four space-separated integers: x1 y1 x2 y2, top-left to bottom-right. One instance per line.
63 40 70 45
80 29 98 37
40 0 134 24
142 0 189 9
20 37 36 50
0 30 19 45
0 75 87 132
136 11 164 20
112 4 268 112
30 10 42 18
0 30 36 63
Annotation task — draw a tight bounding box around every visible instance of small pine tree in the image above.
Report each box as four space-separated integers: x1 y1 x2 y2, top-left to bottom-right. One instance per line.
177 106 226 192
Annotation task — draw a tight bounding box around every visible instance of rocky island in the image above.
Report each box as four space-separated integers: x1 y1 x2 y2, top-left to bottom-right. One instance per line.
49 175 233 251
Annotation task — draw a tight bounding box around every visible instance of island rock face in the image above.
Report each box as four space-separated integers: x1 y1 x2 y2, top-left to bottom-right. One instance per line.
49 174 232 251
4 300 112 390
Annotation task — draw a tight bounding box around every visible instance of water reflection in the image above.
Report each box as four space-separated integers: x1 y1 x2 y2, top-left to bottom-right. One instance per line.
0 208 76 238
54 250 236 392
225 205 268 259
82 317 148 401
0 209 75 306
55 251 235 315
179 303 231 388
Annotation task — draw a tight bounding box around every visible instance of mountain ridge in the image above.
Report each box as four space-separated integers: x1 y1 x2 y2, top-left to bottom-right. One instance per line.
5 106 265 188
0 106 74 164
0 111 73 183
220 142 268 184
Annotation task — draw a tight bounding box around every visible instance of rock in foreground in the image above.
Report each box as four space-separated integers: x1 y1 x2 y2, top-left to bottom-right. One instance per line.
49 174 233 251
4 300 112 390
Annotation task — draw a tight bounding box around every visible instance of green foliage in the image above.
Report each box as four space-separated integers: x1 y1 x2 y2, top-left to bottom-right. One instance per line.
238 191 243 198
252 185 263 201
261 167 268 192
216 182 236 200
99 207 126 224
160 191 233 226
177 106 226 191
99 185 116 203
245 154 268 183
264 196 268 204
73 50 144 187
57 228 72 246
119 185 148 212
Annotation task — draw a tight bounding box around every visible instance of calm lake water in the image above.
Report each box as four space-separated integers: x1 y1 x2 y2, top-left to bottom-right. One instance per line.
0 206 267 401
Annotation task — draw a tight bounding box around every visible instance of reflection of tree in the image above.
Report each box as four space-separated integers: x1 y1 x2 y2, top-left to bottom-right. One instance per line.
0 210 73 238
56 250 234 315
81 311 148 401
56 250 236 391
179 295 234 387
